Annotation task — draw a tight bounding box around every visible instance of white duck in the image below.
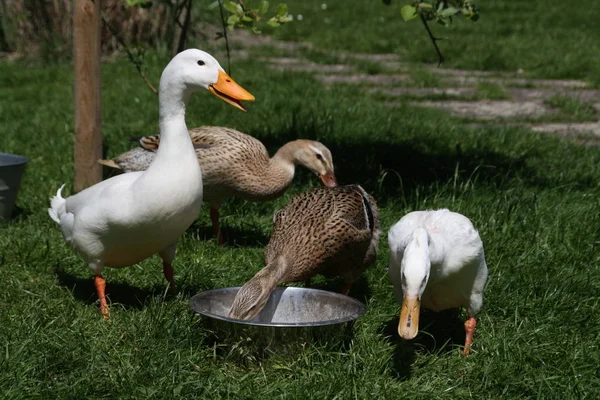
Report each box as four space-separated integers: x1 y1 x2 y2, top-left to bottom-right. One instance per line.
387 209 488 354
48 49 254 318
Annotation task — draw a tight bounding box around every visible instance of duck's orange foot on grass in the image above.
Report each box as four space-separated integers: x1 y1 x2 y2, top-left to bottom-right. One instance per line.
463 316 477 355
94 274 109 320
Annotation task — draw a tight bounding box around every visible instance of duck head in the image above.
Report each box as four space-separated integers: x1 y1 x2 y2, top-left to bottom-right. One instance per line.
227 278 272 321
398 228 431 340
159 49 255 114
293 140 337 187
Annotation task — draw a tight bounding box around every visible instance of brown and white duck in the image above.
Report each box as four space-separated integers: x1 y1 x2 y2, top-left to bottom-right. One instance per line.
228 184 380 321
99 127 337 244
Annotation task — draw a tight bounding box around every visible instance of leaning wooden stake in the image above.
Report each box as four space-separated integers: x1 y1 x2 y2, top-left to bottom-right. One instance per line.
73 0 102 191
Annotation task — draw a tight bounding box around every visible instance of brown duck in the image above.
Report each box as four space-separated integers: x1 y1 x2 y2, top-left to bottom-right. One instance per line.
99 126 337 244
228 185 380 321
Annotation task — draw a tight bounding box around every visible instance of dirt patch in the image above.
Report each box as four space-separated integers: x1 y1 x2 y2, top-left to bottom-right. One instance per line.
316 73 411 85
410 100 554 119
261 57 354 73
367 87 476 98
216 29 598 143
442 76 589 88
508 88 600 102
197 22 309 51
427 67 518 78
529 122 600 146
530 122 600 136
350 53 402 62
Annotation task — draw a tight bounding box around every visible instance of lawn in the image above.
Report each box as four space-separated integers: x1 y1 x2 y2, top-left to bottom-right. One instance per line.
1 0 600 398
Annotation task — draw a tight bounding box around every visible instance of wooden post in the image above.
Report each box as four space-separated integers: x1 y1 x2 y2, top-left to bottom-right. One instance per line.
73 0 102 192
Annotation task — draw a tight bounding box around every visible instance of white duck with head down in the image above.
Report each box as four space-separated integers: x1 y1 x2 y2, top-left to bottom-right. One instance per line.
387 209 488 355
48 49 254 318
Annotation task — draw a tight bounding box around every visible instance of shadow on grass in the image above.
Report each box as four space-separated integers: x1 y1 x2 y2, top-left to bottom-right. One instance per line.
198 315 357 366
380 308 465 381
186 222 270 248
54 268 169 311
255 120 532 203
309 275 373 306
0 204 33 225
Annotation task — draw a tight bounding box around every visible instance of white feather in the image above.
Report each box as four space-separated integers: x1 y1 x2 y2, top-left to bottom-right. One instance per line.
388 209 488 315
47 50 239 275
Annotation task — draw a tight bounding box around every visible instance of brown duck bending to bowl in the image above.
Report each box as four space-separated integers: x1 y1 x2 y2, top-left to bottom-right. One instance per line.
99 126 337 244
228 185 380 321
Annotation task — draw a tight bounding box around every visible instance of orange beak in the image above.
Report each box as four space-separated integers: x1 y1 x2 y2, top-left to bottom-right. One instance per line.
398 295 420 340
319 171 337 187
208 70 255 112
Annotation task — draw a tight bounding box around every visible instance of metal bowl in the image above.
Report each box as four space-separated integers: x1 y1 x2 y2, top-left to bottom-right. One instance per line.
190 286 366 327
0 153 28 220
190 287 366 359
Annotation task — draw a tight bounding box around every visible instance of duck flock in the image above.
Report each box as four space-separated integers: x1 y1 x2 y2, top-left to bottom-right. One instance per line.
49 49 488 355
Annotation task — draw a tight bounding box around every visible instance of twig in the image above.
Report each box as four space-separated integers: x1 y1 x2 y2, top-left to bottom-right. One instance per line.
218 0 232 75
419 12 444 67
101 13 158 96
176 0 193 54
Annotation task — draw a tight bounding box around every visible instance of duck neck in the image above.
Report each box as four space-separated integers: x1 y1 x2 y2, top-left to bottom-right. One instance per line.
154 78 195 163
259 142 298 197
255 257 287 290
401 228 432 297
406 228 443 274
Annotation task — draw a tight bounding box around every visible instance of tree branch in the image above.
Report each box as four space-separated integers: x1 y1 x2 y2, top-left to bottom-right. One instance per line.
218 0 232 75
419 12 444 67
175 0 193 54
101 13 158 96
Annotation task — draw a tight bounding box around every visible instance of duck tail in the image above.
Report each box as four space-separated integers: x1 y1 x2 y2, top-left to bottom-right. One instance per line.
97 159 120 169
48 184 66 223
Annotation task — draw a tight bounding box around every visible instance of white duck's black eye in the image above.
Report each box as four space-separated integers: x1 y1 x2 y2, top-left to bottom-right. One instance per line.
316 153 323 160
197 60 205 66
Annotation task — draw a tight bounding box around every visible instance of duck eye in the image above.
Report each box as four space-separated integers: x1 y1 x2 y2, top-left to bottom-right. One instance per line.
316 153 323 160
197 60 205 66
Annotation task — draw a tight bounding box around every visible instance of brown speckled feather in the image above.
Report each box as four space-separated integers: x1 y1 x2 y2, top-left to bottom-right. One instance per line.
266 185 380 284
135 126 296 206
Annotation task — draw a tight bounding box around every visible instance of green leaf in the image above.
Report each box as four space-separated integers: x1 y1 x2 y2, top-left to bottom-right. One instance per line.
173 385 183 397
227 14 240 26
439 6 459 17
275 3 287 18
259 0 269 14
222 0 239 14
124 0 152 7
241 15 253 22
401 5 417 21
267 20 281 27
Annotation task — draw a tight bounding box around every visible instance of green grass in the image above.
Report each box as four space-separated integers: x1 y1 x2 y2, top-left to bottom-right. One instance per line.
2 2 600 397
1 54 599 399
544 95 598 122
262 0 600 86
476 82 510 100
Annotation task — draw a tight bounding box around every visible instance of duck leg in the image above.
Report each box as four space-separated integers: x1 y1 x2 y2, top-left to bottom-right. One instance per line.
463 316 477 355
159 244 177 290
210 206 223 245
338 281 352 296
94 274 109 320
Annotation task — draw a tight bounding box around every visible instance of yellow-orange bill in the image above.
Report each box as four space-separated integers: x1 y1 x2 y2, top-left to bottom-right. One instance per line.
398 295 420 339
319 171 337 187
208 70 255 112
